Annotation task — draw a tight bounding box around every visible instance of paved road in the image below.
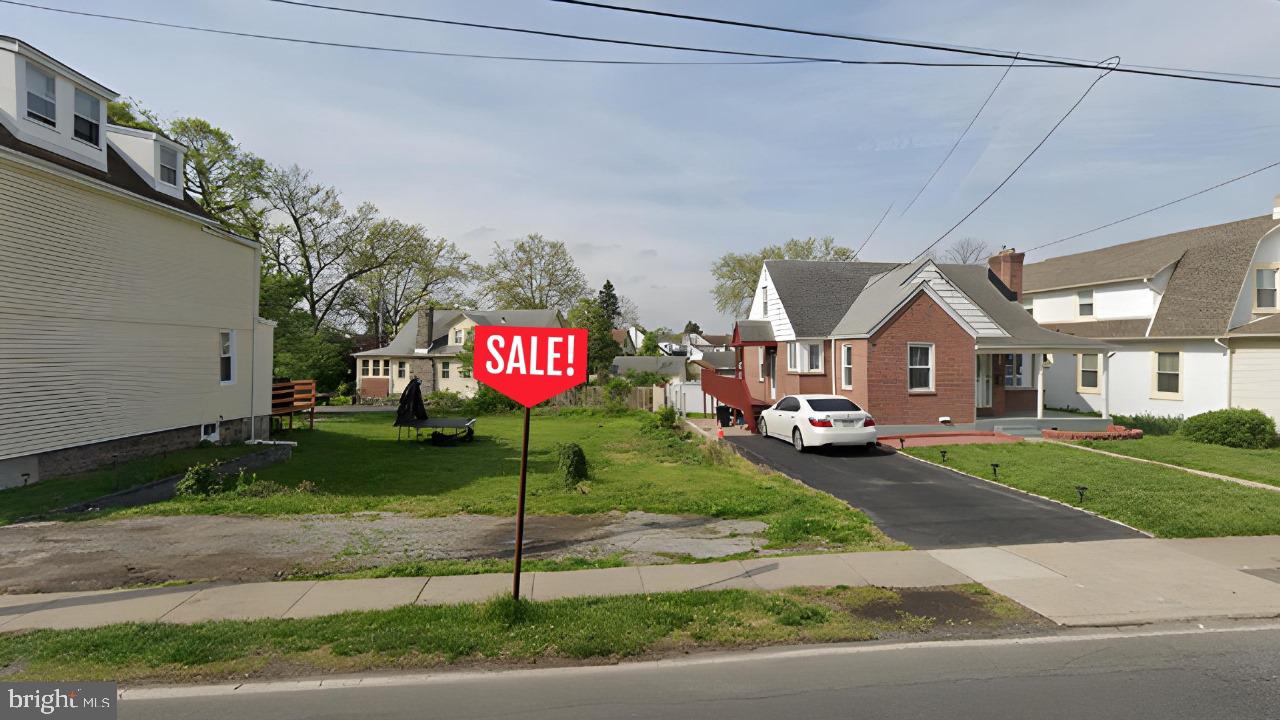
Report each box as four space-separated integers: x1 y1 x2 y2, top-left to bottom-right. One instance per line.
121 625 1280 719
728 436 1143 548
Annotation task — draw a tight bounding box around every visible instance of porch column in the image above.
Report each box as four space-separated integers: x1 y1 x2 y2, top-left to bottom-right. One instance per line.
1036 354 1045 420
1101 352 1110 420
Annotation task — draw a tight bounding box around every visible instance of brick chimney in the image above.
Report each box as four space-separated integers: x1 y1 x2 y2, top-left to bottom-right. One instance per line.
412 307 437 392
988 248 1025 301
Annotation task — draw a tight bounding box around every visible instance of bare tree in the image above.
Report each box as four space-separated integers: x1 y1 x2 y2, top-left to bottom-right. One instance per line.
261 165 415 331
473 233 588 311
941 237 993 265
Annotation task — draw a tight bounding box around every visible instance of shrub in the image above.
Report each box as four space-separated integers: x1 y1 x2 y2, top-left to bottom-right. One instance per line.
1111 413 1183 436
623 369 668 388
328 395 353 406
466 385 520 415
556 442 590 488
654 405 678 428
425 390 466 413
174 462 225 497
1180 408 1277 449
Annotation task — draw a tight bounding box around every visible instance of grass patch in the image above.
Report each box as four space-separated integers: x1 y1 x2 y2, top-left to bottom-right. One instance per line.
0 585 1033 683
103 412 895 553
291 554 630 581
1077 436 1280 488
905 443 1280 537
0 444 261 526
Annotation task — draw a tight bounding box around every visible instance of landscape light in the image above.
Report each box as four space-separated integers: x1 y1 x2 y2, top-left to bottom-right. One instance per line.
940 450 948 463
1076 485 1088 503
991 463 1000 479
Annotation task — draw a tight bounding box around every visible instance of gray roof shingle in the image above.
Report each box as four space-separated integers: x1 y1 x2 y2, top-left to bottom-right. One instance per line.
765 260 900 337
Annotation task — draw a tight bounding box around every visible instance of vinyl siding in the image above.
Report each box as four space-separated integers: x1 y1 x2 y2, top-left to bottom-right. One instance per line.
914 267 1007 337
0 155 265 460
749 266 796 341
1231 341 1280 421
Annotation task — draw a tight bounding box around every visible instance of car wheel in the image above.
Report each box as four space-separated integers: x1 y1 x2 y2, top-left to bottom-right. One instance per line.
792 428 806 452
759 418 769 438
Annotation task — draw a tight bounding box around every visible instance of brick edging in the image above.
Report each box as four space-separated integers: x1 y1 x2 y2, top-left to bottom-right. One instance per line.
896 450 1154 538
1044 440 1280 494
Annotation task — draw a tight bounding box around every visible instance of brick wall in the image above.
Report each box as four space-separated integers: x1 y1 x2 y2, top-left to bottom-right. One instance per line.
865 293 975 425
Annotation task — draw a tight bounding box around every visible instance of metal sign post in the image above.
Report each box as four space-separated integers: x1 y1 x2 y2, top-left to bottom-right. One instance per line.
512 406 531 600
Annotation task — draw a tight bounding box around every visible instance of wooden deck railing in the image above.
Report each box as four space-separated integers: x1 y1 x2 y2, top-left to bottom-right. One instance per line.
272 379 317 430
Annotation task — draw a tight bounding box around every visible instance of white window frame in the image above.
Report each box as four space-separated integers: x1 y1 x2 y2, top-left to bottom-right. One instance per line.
1076 353 1100 394
907 342 934 393
1151 350 1183 400
24 62 57 128
361 359 370 376
1254 265 1279 313
786 341 823 374
757 346 765 382
159 146 179 186
1003 353 1034 389
841 343 854 390
454 329 464 344
397 361 406 379
761 286 769 315
219 330 235 385
1077 289 1094 317
441 361 451 379
72 88 100 146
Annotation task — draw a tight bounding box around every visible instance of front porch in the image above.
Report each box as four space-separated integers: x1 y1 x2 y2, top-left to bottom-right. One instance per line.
878 409 1112 440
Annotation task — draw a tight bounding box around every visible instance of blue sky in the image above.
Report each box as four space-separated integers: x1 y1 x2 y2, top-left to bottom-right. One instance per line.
8 0 1280 330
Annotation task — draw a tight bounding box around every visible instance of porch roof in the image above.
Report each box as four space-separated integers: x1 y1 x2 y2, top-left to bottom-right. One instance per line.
731 319 777 346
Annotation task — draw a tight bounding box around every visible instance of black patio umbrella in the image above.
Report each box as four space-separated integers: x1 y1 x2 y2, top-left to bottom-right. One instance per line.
394 377 429 427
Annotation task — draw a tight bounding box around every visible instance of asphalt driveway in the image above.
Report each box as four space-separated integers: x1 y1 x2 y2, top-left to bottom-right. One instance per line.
728 436 1144 549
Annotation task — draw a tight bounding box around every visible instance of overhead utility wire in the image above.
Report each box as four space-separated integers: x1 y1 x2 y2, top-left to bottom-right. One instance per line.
548 0 1280 90
898 53 1019 219
0 0 814 65
1024 159 1280 254
265 0 1065 68
854 201 895 257
904 58 1121 264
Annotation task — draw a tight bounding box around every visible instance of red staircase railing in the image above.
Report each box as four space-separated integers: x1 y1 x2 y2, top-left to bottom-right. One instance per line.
700 368 768 433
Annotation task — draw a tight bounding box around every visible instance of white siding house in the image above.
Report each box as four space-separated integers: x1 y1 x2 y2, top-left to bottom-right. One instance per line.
0 37 273 488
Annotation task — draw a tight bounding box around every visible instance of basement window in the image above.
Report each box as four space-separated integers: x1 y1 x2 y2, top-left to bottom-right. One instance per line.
25 63 56 127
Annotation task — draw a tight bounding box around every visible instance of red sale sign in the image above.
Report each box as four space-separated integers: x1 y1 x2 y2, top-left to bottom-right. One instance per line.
472 325 589 407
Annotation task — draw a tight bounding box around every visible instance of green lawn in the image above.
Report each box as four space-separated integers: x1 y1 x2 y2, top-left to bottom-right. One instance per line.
904 442 1280 538
1076 436 1280 488
0 443 261 526
108 411 895 552
0 585 1030 683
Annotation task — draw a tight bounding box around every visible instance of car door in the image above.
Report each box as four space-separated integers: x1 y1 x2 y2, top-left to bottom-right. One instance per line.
775 396 800 438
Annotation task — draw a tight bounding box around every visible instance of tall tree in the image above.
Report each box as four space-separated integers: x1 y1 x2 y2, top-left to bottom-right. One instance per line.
710 236 857 317
567 297 622 376
682 320 703 336
474 233 588 311
342 226 469 345
261 165 414 332
598 279 621 326
941 237 994 265
638 327 671 356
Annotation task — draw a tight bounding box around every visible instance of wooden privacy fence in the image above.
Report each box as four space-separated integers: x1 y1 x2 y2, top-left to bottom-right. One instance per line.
272 379 317 429
547 384 658 411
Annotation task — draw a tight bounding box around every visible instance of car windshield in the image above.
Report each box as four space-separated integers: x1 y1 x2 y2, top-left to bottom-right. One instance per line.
806 398 861 412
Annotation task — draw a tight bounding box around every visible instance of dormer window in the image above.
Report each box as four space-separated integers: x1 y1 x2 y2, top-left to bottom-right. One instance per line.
73 89 100 146
25 63 56 127
159 146 179 186
1256 267 1278 311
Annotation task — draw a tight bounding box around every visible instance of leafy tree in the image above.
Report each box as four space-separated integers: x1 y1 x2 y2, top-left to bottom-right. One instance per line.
598 280 621 326
567 297 622 376
107 99 163 133
639 327 671 356
259 272 350 390
473 234 588 311
710 236 856 317
682 320 703 336
341 225 469 345
941 237 993 265
261 165 416 332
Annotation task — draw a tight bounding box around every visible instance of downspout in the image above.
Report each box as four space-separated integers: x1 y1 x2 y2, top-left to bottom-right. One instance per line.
830 339 836 395
249 250 260 443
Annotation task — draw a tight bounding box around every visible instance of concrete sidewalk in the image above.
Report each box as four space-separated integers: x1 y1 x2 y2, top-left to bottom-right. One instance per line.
2 537 1278 631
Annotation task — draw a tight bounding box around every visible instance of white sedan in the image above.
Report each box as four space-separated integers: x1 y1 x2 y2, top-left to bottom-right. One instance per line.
758 394 878 452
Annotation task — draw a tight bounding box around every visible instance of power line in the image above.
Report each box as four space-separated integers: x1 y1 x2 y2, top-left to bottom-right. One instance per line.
1025 159 1280 254
905 58 1120 264
549 0 1280 90
267 0 1070 69
0 0 812 65
855 201 895 257
898 53 1019 219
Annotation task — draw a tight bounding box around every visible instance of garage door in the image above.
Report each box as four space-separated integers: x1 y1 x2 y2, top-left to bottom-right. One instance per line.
1232 347 1280 421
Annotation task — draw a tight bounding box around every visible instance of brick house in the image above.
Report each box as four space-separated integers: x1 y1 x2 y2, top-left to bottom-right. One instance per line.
704 253 1110 431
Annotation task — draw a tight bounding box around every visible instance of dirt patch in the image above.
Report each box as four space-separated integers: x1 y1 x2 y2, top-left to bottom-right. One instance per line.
0 511 768 593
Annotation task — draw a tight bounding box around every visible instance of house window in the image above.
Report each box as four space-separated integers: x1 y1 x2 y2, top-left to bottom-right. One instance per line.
758 347 765 382
441 361 451 379
219 331 234 384
841 344 853 390
1153 352 1181 398
762 287 769 315
398 361 406 378
454 329 464 344
361 359 370 376
73 89 99 145
787 342 822 373
1003 354 1034 388
159 146 179 186
382 359 391 376
1078 290 1094 317
907 343 934 392
1077 354 1099 393
1256 268 1278 310
25 63 56 127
